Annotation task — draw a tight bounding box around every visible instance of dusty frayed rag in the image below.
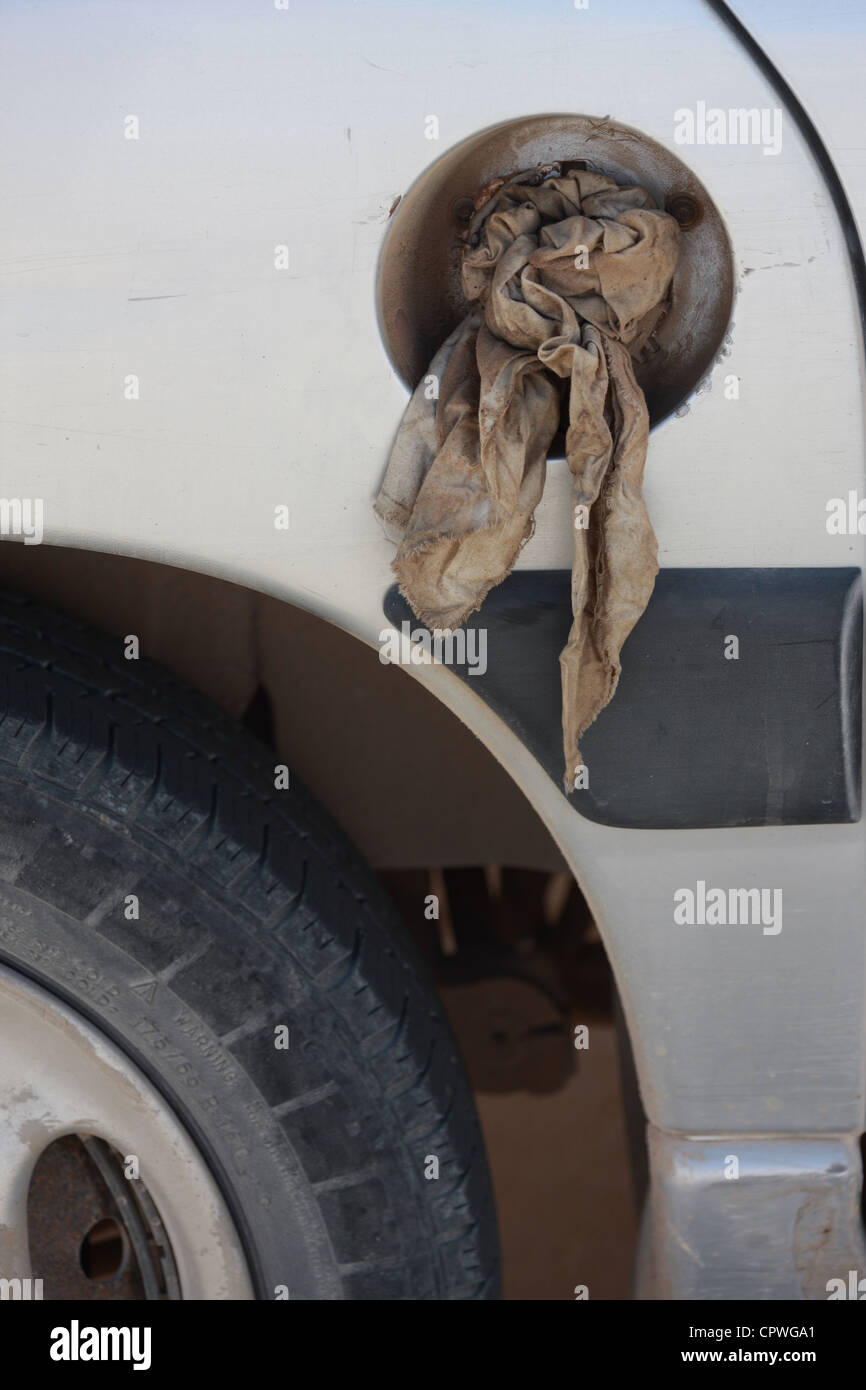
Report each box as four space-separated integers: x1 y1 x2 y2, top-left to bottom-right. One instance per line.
374 166 681 789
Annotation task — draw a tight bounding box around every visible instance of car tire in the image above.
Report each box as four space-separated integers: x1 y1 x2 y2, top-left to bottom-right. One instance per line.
0 591 500 1301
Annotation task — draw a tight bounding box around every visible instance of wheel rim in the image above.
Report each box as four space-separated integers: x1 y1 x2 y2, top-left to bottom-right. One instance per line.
0 963 253 1299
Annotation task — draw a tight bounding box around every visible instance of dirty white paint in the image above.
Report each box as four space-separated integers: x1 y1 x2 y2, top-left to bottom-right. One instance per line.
1 1 865 1152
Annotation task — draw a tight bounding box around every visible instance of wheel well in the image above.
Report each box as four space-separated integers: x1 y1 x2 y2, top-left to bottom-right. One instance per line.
0 542 565 872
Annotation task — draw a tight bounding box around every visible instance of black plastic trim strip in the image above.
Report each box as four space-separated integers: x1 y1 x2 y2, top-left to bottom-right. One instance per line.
384 569 862 829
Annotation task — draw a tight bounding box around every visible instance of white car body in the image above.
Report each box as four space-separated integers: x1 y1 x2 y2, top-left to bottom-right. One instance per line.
2 0 865 1296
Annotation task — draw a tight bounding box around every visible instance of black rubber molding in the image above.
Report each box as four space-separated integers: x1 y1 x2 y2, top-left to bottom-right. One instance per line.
385 568 862 829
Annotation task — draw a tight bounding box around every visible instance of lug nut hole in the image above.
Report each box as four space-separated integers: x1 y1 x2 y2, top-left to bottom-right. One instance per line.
80 1217 127 1282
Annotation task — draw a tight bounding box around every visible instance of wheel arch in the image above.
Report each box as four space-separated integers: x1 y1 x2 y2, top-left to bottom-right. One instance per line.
0 540 568 876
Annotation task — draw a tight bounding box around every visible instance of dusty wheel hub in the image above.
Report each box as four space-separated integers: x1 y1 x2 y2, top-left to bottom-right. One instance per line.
0 964 252 1299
